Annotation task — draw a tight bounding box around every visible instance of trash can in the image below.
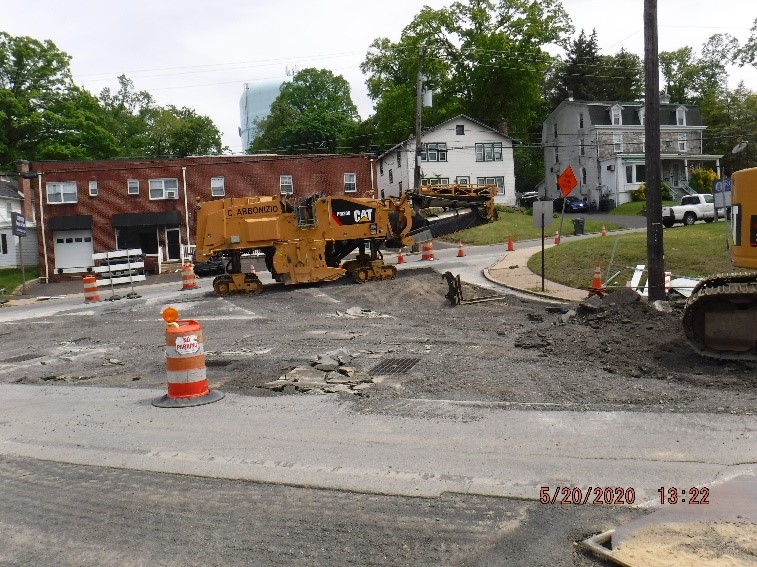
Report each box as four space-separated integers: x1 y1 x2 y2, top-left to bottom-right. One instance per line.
572 218 585 236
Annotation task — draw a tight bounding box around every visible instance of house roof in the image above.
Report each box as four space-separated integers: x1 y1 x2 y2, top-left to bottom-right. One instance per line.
578 101 703 127
0 176 22 200
377 114 514 160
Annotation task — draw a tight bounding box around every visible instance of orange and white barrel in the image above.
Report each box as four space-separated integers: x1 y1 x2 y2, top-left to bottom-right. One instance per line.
153 313 224 407
181 262 198 290
421 241 435 261
83 275 100 303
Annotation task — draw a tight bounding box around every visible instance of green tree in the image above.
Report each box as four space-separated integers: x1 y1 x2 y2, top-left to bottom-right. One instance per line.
98 75 155 157
700 83 757 175
144 106 225 158
734 17 757 67
0 32 73 167
250 68 359 154
361 0 573 189
660 34 737 104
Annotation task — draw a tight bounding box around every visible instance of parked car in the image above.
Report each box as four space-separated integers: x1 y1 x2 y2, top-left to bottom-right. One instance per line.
519 191 540 208
193 256 226 276
553 196 589 213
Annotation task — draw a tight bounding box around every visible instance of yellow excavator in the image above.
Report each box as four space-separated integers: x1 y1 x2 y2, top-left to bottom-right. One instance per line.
194 184 497 295
682 167 757 360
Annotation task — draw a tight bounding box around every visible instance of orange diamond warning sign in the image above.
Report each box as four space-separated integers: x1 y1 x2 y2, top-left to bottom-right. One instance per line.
557 166 577 197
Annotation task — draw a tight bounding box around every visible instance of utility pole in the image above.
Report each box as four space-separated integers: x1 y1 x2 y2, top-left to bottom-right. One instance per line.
414 46 424 193
644 0 665 301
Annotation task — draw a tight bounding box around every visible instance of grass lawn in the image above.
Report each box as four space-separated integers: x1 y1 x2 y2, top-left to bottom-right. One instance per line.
444 209 621 245
0 267 39 298
610 201 677 216
527 222 739 290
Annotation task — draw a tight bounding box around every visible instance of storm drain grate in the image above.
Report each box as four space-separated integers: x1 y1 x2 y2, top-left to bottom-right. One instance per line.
2 353 44 364
369 357 421 375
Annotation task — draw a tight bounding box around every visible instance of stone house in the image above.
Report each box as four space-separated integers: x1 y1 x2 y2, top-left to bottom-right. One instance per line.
542 94 723 209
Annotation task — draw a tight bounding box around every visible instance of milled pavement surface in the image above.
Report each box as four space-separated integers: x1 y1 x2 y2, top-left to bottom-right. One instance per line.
1 218 754 566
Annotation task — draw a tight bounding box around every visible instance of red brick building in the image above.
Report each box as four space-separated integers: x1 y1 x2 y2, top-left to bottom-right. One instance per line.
16 154 375 282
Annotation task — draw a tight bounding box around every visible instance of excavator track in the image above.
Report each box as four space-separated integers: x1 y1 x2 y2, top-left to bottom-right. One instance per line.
682 272 757 360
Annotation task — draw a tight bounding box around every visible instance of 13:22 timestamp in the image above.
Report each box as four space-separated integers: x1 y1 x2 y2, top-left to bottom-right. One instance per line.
658 486 710 504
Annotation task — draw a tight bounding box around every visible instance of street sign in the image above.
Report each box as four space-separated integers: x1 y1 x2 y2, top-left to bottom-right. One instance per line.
11 212 26 237
532 201 553 228
557 166 577 197
713 178 732 208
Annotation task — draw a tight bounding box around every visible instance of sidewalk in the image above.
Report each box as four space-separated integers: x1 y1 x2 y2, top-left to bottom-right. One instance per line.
483 241 593 303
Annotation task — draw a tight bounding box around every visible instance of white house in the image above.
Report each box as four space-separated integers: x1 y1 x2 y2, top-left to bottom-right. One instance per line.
0 174 38 269
376 115 517 206
542 95 723 209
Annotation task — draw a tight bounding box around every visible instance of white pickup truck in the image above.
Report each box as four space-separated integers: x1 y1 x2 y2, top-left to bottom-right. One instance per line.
661 193 720 227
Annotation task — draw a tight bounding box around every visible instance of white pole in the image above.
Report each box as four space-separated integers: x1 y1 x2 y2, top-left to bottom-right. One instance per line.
182 166 190 247
37 172 49 283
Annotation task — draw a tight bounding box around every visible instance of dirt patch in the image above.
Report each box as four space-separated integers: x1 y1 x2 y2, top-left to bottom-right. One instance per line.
612 521 757 567
2 269 754 415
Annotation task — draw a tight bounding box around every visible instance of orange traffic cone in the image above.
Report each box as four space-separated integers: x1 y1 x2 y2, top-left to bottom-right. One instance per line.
397 248 405 264
587 262 606 298
553 231 560 245
507 235 515 252
601 224 607 237
457 241 465 257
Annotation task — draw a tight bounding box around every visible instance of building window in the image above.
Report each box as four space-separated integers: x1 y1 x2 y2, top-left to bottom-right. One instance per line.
582 167 587 185
579 113 584 129
456 124 465 135
396 150 402 167
344 173 356 193
626 165 634 184
1 233 7 255
421 143 447 162
636 164 646 182
379 161 383 176
580 139 585 156
88 180 98 197
279 175 293 194
422 177 450 185
211 176 225 197
475 142 503 162
553 123 558 139
456 176 470 184
476 177 505 195
398 181 402 192
677 134 687 152
388 169 393 184
638 107 645 126
127 179 139 195
613 133 623 152
676 106 687 126
148 178 179 200
612 107 622 125
554 146 559 164
46 181 77 204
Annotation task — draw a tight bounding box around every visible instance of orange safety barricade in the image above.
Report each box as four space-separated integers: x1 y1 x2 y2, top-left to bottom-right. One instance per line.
153 310 224 408
83 275 100 303
181 262 198 290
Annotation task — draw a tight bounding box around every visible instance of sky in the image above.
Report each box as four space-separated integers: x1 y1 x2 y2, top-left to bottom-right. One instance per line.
4 1 757 153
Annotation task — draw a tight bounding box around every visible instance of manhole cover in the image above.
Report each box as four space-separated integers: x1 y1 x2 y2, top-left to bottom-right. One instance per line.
2 353 44 364
369 358 420 375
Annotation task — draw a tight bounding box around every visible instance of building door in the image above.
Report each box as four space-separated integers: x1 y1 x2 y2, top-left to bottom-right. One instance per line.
53 230 94 272
671 163 681 187
165 228 181 261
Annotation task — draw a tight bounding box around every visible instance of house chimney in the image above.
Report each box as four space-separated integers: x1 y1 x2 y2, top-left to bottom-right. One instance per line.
498 119 509 135
660 89 671 104
567 90 574 102
14 160 35 221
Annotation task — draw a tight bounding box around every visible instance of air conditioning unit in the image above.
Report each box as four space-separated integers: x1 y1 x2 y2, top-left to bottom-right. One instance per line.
166 190 177 198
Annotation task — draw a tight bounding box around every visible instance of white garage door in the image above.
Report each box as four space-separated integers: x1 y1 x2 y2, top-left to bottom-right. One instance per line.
53 230 94 272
